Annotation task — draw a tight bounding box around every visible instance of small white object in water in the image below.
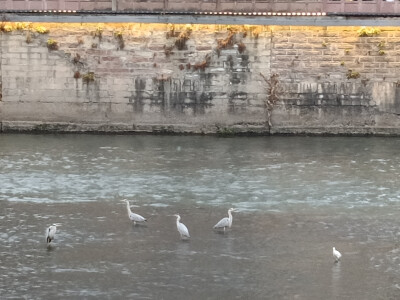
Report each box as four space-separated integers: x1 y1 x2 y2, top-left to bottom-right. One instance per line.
46 223 61 244
213 208 237 231
173 214 190 239
122 199 147 224
333 247 342 262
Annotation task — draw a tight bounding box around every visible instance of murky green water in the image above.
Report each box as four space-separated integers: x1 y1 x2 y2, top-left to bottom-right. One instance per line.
0 134 399 299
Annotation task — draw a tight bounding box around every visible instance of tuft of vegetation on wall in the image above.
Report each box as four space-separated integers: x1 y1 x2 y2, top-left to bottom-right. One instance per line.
47 39 59 50
357 27 380 37
82 72 95 83
346 70 361 80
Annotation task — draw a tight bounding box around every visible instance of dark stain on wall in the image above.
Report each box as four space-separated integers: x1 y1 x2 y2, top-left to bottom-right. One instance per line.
394 86 400 114
150 77 214 114
240 54 250 69
228 91 248 113
133 77 146 113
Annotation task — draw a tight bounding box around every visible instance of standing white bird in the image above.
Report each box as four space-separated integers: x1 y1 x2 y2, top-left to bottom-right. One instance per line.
213 208 237 231
46 223 61 244
122 199 147 224
173 214 190 239
333 247 342 262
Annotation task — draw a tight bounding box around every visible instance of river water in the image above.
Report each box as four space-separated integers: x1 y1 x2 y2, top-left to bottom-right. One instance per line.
0 134 399 299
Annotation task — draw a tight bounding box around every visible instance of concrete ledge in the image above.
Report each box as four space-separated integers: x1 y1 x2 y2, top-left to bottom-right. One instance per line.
272 126 400 136
3 121 400 136
3 12 400 26
0 121 269 135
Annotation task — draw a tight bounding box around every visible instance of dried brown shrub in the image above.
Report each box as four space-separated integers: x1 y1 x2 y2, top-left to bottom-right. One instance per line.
260 73 282 128
175 28 192 50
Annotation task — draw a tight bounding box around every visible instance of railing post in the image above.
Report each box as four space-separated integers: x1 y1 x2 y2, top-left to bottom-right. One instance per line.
112 0 117 11
216 0 221 11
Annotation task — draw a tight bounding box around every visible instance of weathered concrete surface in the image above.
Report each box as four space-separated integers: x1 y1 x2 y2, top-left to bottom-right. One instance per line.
1 23 400 135
5 14 400 27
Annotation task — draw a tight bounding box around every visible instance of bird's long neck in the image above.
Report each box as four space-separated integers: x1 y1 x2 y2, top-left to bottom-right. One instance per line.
228 210 233 224
126 201 132 215
176 216 180 225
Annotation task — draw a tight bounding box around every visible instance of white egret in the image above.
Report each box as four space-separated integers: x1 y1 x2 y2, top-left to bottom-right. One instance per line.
333 247 342 262
173 214 190 239
213 208 237 231
122 199 147 224
46 223 61 244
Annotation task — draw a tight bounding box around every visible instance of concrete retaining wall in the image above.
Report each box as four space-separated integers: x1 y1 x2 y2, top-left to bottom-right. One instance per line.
1 23 400 135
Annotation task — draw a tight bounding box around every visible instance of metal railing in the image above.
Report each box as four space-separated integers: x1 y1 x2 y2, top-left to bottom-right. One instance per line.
1 0 400 14
324 0 400 14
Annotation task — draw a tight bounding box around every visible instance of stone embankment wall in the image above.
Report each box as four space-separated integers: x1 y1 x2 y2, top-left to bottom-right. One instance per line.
1 23 400 135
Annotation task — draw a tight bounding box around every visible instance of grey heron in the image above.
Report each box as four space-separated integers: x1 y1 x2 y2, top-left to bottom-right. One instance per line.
173 214 190 239
213 208 237 231
122 199 147 224
46 223 61 244
333 247 342 262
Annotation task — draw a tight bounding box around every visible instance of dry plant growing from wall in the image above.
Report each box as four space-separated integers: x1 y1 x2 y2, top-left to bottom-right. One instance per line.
193 54 211 71
357 27 380 37
34 25 49 34
93 26 103 39
175 27 192 50
114 31 125 50
82 72 95 83
47 39 59 50
346 70 360 79
166 24 177 39
165 25 193 53
260 73 282 128
0 21 13 33
216 30 235 56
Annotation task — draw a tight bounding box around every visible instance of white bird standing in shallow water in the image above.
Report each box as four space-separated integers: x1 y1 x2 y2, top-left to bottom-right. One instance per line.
213 208 237 231
46 223 61 244
173 214 190 239
122 199 147 224
333 247 342 262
